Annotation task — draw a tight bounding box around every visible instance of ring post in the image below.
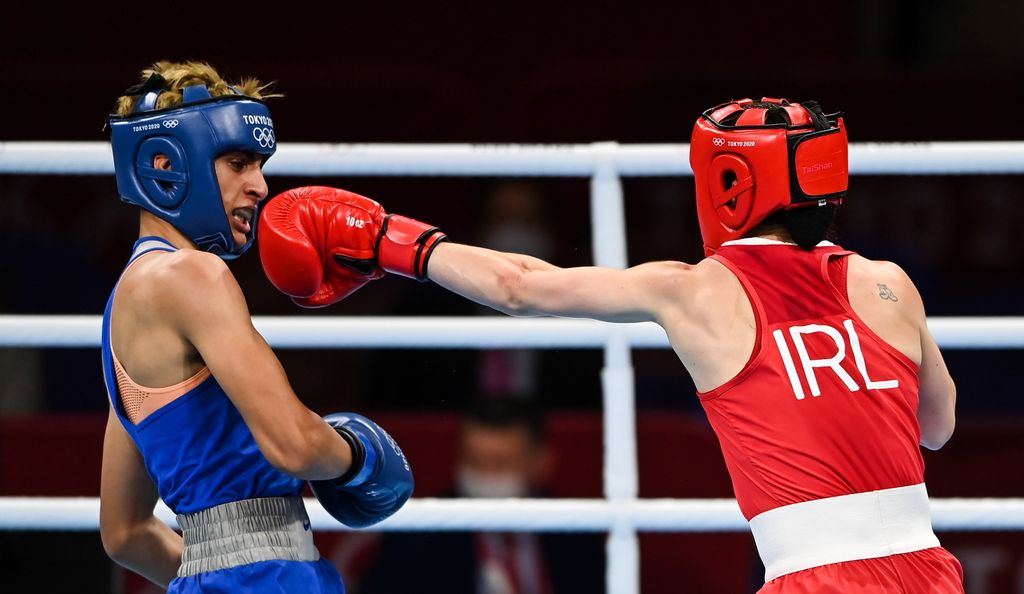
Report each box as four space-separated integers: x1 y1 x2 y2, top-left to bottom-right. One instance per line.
591 141 640 594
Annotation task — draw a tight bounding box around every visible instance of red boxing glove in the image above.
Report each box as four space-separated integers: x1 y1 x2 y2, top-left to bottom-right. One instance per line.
259 186 386 308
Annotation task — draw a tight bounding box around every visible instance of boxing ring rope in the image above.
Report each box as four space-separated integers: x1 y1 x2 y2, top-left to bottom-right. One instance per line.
1 316 1023 349
5 140 1024 175
3 141 1024 594
5 497 1024 532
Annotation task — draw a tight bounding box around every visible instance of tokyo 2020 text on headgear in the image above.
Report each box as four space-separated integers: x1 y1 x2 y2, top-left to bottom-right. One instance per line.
108 76 277 259
689 97 848 256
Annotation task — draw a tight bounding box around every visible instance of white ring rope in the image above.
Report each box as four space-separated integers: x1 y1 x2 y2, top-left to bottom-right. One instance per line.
4 141 1024 176
2 497 1023 532
1 315 1022 349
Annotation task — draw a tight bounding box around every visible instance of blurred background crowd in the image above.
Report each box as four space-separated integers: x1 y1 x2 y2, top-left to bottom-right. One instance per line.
1 1 1023 592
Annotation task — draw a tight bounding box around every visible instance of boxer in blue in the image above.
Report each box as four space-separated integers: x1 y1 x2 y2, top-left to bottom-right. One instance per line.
98 61 414 593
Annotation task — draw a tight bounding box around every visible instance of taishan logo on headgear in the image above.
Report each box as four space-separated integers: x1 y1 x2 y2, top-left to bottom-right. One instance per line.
802 162 833 174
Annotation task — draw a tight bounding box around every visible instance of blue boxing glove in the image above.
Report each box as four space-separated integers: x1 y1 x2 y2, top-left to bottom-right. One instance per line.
311 413 414 528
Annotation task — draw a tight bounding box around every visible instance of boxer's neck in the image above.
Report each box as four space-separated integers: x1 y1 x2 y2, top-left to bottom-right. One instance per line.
138 210 198 251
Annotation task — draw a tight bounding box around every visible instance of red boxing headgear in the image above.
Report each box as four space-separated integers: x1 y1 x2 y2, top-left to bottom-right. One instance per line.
689 98 848 256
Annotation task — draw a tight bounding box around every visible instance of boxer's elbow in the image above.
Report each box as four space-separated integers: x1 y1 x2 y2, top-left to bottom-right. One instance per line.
101 520 139 565
100 526 126 561
492 267 549 317
493 268 530 316
918 382 956 451
920 418 955 451
263 436 323 478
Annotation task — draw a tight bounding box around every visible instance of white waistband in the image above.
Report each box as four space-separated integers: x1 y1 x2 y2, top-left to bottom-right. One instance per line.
749 483 940 582
176 497 319 577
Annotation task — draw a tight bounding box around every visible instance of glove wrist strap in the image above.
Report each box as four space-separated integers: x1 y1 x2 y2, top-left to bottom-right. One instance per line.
332 427 376 487
418 233 448 280
377 214 448 281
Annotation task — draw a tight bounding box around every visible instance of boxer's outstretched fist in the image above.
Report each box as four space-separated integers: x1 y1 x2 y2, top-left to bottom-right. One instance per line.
259 186 386 308
259 186 448 308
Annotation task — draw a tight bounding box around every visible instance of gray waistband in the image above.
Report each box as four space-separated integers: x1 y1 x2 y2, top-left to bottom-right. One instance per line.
177 497 319 577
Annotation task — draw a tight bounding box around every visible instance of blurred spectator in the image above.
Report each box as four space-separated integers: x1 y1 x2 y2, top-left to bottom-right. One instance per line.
477 179 556 261
356 398 605 594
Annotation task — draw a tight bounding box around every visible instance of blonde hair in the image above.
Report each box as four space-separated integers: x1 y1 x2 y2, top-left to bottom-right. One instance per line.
113 60 281 116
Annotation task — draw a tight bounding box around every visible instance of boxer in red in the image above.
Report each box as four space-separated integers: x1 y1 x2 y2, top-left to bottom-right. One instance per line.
259 98 963 593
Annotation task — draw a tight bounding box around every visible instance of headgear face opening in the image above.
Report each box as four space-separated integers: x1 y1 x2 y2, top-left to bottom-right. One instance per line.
108 84 277 259
689 98 847 256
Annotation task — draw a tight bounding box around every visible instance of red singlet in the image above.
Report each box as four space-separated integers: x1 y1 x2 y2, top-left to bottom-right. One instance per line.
699 239 963 593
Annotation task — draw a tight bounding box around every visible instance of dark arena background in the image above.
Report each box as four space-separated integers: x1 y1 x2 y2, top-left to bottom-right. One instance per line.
1 2 1023 593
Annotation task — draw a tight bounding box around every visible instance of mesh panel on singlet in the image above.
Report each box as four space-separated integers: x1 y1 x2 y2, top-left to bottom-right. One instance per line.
115 365 147 424
111 354 211 426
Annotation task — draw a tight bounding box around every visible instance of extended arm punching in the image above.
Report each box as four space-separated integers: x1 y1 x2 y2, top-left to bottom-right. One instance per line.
257 186 676 323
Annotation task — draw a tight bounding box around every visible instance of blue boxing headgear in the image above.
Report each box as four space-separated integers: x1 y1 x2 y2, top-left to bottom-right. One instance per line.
108 84 277 258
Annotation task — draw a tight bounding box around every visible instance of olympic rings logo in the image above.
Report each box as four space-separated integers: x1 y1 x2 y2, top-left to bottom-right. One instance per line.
712 137 725 147
253 127 276 148
162 119 179 128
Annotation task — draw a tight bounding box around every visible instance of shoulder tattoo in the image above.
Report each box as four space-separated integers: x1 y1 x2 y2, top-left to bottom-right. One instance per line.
877 283 899 302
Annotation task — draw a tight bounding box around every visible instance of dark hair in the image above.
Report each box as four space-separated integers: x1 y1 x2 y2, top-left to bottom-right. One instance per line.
463 398 546 443
748 204 839 250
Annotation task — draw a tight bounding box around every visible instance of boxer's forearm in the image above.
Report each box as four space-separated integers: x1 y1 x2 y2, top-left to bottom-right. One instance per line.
427 242 558 316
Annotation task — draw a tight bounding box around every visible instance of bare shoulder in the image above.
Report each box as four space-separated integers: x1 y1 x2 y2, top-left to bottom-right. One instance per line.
634 258 732 286
640 257 746 318
634 259 697 285
154 249 231 285
846 253 928 363
647 256 754 391
632 259 705 303
124 250 242 324
846 254 924 313
847 254 909 284
687 256 746 302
